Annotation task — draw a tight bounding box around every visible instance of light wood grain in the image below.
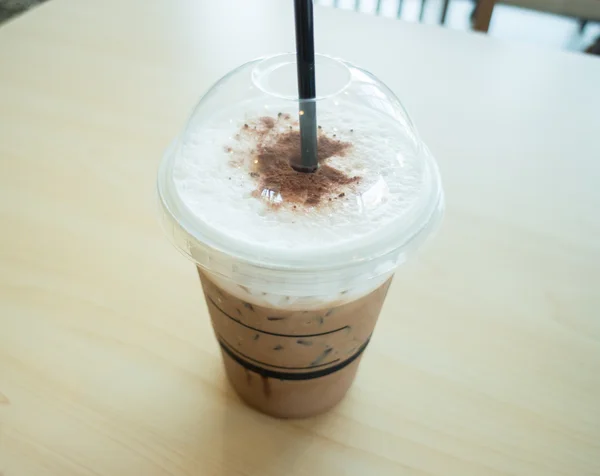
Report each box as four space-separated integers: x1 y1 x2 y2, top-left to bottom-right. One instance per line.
1 0 600 475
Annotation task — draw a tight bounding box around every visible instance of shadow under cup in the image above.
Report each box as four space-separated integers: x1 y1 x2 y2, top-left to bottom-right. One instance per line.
198 268 393 419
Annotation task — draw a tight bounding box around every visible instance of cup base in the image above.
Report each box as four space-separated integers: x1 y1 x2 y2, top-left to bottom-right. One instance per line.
221 347 362 418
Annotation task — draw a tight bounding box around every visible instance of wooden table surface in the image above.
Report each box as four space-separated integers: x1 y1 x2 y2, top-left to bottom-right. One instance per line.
1 0 599 474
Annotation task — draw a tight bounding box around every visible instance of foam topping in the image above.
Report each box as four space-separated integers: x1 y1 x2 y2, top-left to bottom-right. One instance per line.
167 100 440 265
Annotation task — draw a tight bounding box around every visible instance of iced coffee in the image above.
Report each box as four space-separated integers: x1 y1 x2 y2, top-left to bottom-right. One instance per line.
157 54 444 418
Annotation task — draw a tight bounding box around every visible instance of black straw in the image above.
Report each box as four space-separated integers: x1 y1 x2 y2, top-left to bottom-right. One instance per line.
293 0 318 173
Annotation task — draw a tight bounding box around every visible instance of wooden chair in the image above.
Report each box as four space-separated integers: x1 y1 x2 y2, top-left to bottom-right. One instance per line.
336 0 437 24
417 0 452 23
473 0 600 32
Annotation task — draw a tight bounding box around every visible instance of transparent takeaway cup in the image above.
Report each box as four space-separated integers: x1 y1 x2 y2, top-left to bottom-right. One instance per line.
157 54 444 418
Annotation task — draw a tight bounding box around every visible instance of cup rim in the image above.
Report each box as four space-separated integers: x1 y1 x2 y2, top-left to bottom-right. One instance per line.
157 140 444 276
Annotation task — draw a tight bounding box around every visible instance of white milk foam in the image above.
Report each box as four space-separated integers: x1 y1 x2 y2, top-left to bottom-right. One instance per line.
173 100 425 308
175 103 423 251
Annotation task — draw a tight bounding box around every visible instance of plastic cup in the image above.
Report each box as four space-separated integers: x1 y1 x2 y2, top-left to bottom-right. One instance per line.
157 53 443 418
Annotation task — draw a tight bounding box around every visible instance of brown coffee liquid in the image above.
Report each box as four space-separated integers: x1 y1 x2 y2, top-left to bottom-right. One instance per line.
198 269 392 418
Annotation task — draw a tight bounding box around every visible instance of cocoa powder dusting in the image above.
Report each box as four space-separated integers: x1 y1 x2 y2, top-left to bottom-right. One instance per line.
234 116 359 207
259 116 276 129
253 131 358 206
227 115 360 208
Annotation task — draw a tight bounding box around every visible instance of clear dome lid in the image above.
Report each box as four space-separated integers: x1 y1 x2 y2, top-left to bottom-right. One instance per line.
158 54 443 280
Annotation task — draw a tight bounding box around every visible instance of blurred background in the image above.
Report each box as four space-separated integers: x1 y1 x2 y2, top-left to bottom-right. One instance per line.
317 0 600 52
1 0 599 54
